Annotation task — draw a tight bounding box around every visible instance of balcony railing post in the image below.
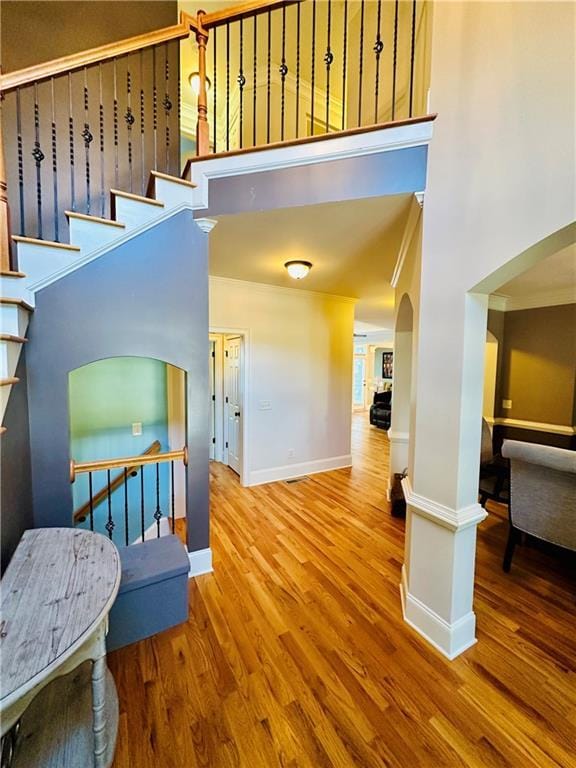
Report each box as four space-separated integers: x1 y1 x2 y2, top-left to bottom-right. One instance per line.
0 90 12 271
195 12 211 156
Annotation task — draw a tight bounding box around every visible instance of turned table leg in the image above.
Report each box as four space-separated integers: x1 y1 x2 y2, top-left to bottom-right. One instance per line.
91 655 108 767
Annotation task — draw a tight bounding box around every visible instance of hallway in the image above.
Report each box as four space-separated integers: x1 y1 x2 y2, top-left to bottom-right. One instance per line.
109 414 576 768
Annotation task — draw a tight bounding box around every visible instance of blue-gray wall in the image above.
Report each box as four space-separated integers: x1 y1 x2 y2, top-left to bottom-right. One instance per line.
1 353 34 572
25 210 210 552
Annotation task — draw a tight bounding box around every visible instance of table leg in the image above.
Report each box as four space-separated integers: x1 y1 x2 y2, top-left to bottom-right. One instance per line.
91 655 108 767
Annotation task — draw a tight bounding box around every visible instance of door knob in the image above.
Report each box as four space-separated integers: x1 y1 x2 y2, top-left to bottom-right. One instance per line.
235 411 240 417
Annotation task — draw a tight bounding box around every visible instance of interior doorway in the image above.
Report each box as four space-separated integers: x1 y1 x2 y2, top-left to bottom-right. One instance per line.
209 331 246 482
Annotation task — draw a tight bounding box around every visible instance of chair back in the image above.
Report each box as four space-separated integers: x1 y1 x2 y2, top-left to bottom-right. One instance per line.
480 419 494 465
501 440 576 551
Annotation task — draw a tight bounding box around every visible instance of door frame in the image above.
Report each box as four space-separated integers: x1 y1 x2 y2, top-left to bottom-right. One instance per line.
209 334 225 462
209 326 250 486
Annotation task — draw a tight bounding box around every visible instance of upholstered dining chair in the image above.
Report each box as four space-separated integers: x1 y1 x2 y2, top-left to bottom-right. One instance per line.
501 440 576 572
478 419 509 508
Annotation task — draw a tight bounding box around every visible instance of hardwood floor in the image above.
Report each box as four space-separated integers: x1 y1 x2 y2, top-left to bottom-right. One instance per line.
109 414 576 768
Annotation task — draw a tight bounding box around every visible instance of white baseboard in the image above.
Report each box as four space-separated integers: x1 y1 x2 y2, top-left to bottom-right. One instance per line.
400 565 477 660
188 547 213 578
247 454 352 487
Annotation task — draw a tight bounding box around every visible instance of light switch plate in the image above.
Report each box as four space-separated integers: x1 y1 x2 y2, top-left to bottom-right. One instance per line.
502 399 512 410
132 422 142 436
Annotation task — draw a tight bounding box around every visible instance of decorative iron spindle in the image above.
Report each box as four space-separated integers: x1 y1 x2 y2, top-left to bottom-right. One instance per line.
125 70 134 192
342 0 348 130
170 461 175 534
113 60 119 189
252 17 257 147
266 10 271 144
140 464 145 541
153 47 158 169
98 64 105 217
324 0 333 133
280 5 287 141
83 69 93 212
154 462 162 537
140 51 145 195
163 44 172 173
374 0 383 123
68 73 76 211
50 78 59 241
105 470 115 539
296 2 301 137
16 88 25 234
32 83 44 239
310 0 317 133
88 472 94 531
392 0 399 120
214 26 218 153
238 19 245 149
124 468 129 546
358 0 365 126
409 0 417 117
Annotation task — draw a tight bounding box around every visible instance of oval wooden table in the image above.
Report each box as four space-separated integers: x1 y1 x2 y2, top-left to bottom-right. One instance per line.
0 528 121 768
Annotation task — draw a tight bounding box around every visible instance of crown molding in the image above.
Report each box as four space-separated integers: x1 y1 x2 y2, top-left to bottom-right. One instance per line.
208 274 357 304
195 217 218 234
489 287 576 312
391 194 423 289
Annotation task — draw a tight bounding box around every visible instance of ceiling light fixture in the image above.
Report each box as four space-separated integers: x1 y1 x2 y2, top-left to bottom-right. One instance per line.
285 260 313 280
188 72 212 96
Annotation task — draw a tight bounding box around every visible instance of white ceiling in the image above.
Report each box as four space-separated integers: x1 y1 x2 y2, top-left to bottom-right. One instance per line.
497 243 576 298
208 194 413 329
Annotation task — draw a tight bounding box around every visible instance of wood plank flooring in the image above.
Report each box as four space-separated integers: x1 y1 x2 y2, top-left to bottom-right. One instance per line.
109 415 576 768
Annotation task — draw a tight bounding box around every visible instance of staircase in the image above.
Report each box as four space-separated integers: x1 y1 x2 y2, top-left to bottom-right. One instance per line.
0 170 199 428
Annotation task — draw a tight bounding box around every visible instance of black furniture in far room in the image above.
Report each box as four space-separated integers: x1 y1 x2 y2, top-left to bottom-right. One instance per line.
370 390 392 430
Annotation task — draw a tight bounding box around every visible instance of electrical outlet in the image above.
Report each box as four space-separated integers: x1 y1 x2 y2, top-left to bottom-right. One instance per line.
132 422 142 436
502 399 512 410
288 449 295 458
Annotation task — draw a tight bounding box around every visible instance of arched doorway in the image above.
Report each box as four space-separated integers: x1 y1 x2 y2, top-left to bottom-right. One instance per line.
388 293 414 497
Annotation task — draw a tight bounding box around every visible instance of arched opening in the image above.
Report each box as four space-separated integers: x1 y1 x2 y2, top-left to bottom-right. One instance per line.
388 293 414 495
483 330 499 424
68 356 187 546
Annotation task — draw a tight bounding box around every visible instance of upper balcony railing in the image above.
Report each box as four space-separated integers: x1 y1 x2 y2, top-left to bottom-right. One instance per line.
0 0 431 268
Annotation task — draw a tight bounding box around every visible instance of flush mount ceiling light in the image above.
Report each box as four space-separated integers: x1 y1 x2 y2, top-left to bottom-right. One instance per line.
285 260 313 280
188 72 212 96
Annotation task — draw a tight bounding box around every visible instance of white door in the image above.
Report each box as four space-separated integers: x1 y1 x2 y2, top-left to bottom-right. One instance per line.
224 336 242 475
209 340 216 460
352 355 367 411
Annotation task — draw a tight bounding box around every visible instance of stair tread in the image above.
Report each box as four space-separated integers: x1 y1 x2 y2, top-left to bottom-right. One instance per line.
110 189 164 207
12 235 81 252
150 170 197 189
65 211 126 228
0 427 7 435
0 298 34 311
0 334 27 343
0 271 26 278
0 377 19 386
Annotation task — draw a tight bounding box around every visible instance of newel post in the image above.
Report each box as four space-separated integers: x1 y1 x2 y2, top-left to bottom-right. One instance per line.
195 11 211 156
0 88 12 272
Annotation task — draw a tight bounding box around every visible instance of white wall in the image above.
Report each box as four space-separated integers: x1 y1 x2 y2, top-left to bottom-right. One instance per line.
209 277 355 485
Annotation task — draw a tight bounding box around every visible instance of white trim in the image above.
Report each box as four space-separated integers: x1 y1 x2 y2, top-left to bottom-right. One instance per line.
188 120 435 210
391 195 422 288
247 454 352 487
387 429 409 444
493 417 575 436
209 275 356 305
400 566 478 661
401 476 487 532
188 547 213 577
195 217 218 234
489 288 576 312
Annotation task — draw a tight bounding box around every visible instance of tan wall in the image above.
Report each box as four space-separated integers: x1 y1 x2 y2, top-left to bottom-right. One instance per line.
495 304 576 426
1 1 177 72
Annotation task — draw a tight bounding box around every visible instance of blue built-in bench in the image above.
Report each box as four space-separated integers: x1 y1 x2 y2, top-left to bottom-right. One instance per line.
106 534 190 652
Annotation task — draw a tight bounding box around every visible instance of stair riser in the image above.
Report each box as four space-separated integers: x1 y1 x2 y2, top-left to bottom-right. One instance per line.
16 243 84 286
0 304 30 338
153 178 195 209
0 341 23 379
69 219 125 254
113 198 163 231
0 276 34 306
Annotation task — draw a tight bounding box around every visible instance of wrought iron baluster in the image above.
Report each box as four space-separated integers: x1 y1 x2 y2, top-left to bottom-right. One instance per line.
296 2 301 137
358 0 365 126
32 82 44 239
163 44 172 173
88 472 94 531
83 68 93 212
266 10 271 143
140 464 145 541
176 45 181 172
154 462 162 538
238 19 245 149
409 0 417 117
68 73 76 212
113 59 119 189
50 77 59 241
374 0 383 123
98 64 105 217
124 467 129 546
140 51 145 195
280 5 287 141
153 46 158 169
252 16 257 147
213 26 218 153
324 0 333 133
310 0 316 134
16 88 25 234
342 0 348 130
392 0 399 120
125 69 134 192
171 460 175 534
106 469 115 540
226 23 231 151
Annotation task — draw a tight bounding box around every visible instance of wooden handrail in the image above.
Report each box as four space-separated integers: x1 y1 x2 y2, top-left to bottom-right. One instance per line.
70 443 188 482
201 0 302 30
0 18 194 92
72 440 161 522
